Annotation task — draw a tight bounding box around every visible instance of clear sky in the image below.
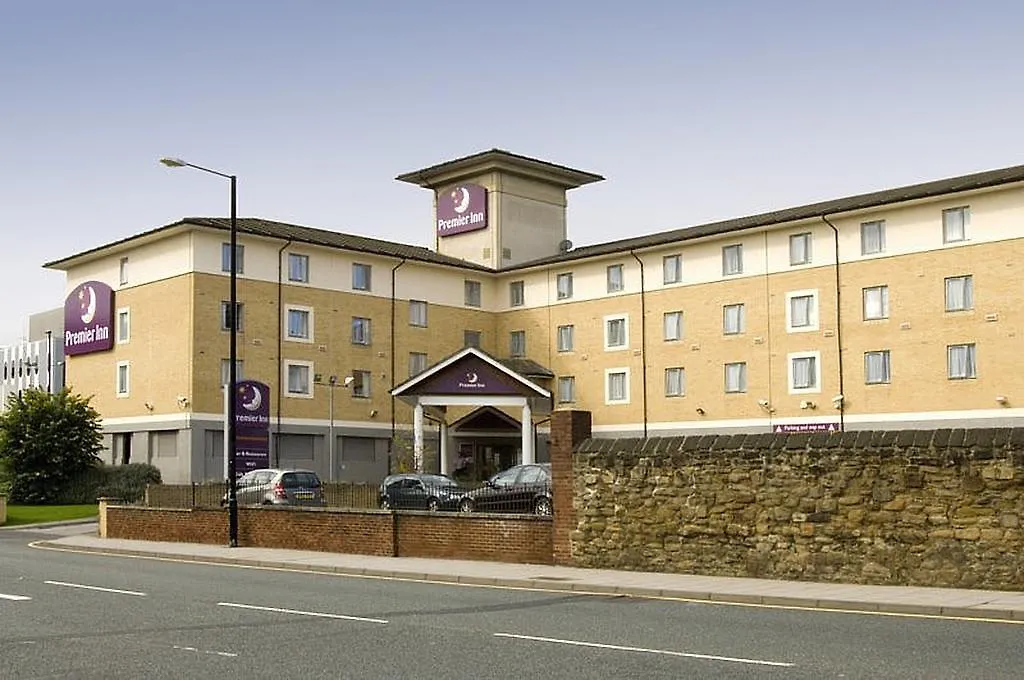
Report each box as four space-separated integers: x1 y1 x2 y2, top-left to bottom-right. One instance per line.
3 0 1023 345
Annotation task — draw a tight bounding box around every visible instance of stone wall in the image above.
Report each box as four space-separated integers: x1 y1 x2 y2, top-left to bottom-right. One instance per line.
568 428 1024 590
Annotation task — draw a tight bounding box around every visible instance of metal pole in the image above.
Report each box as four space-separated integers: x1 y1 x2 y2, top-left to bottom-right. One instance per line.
227 174 239 548
329 385 335 481
45 330 53 393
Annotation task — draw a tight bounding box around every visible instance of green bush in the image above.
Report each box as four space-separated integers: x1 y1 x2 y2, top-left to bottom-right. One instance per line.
53 463 163 505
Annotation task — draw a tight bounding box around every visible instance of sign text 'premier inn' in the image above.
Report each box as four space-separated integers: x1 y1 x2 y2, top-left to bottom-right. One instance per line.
64 281 115 356
436 183 488 237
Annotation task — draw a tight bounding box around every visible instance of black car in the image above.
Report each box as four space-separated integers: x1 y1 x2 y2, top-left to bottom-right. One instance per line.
458 463 552 516
378 473 467 511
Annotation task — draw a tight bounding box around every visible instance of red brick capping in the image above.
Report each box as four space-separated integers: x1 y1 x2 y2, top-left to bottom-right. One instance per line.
551 409 592 566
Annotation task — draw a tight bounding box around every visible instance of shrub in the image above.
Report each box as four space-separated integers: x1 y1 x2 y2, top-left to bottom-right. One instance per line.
53 463 163 505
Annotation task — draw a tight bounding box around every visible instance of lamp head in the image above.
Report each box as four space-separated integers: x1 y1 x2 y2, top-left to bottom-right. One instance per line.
159 157 187 168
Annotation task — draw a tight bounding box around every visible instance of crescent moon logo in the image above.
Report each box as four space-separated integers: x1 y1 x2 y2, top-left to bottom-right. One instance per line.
466 372 479 384
452 187 471 214
80 285 97 324
241 385 262 411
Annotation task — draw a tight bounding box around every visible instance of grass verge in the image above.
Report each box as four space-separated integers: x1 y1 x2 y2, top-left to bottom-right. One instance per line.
3 504 99 527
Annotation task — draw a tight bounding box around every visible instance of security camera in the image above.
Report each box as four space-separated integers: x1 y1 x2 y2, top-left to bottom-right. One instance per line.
831 394 845 409
800 400 816 410
757 399 770 409
343 376 355 387
328 375 338 385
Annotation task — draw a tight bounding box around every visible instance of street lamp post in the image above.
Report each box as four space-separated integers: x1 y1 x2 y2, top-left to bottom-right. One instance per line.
160 156 239 548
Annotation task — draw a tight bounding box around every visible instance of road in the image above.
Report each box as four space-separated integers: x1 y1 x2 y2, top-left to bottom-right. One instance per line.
1 525 1023 679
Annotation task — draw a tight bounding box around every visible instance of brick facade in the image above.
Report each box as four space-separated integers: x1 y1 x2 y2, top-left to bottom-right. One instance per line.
550 409 591 566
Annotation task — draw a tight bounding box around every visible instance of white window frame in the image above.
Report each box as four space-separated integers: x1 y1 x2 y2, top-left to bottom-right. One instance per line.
464 280 482 307
509 280 525 307
789 232 812 266
509 330 526 358
115 360 130 397
606 264 624 293
557 376 576 404
722 244 743 276
664 367 685 397
556 272 573 300
119 257 129 285
788 350 821 394
724 362 747 394
864 350 891 385
604 368 630 405
944 275 974 312
464 330 481 348
663 311 683 342
947 343 977 380
220 301 244 332
351 369 372 398
288 253 310 283
351 317 372 345
409 300 428 327
116 307 130 344
862 285 889 320
942 206 970 244
556 324 574 352
408 352 428 377
860 220 886 255
284 304 314 343
284 359 314 399
663 254 682 284
785 289 819 333
603 314 629 351
221 242 244 274
352 263 372 291
723 303 745 335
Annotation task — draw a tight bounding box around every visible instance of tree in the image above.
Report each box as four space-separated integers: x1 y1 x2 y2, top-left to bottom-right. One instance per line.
0 388 104 504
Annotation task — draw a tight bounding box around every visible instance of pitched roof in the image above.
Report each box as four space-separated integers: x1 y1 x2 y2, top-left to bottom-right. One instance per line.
395 148 605 189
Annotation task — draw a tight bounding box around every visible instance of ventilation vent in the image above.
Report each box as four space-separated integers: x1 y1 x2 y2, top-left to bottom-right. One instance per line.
985 313 999 322
252 338 262 346
502 247 512 260
753 336 765 345
482 247 492 259
823 329 835 337
899 322 912 330
318 344 327 352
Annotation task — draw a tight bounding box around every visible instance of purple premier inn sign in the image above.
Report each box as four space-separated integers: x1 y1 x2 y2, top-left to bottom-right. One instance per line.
63 281 115 357
436 183 488 237
234 379 271 478
418 355 521 396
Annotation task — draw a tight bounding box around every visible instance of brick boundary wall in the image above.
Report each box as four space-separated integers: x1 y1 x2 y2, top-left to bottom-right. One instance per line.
550 410 591 566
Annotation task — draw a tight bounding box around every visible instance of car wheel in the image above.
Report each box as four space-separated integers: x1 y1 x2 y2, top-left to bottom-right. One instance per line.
459 498 474 513
427 498 440 512
534 496 552 516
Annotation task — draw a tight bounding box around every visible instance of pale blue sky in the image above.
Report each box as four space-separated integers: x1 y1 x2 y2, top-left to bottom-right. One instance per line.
3 0 1023 344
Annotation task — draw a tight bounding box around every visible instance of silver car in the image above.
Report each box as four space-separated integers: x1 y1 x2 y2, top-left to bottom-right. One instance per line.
223 468 326 507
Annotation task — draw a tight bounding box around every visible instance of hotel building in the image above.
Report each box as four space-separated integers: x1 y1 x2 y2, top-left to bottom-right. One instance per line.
42 150 1024 483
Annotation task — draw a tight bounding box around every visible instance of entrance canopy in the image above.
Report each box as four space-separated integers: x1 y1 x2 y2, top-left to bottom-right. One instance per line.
390 346 552 473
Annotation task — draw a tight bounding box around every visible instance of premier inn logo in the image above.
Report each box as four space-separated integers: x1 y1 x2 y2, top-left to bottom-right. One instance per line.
437 184 488 237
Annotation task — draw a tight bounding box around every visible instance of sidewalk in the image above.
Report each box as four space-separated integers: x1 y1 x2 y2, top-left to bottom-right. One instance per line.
31 531 1024 622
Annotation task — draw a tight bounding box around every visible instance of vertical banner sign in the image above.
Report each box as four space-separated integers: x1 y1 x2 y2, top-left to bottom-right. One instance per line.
234 379 271 478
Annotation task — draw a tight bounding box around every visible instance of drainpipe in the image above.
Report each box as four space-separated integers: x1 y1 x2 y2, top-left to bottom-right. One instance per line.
275 237 294 466
390 258 407 473
821 216 845 432
762 231 773 428
629 250 648 437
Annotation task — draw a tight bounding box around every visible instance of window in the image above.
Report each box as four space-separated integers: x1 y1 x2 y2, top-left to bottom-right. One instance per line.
464 280 481 307
288 253 309 283
286 306 312 341
409 300 427 327
464 330 481 348
943 206 970 243
945 275 974 312
352 369 372 398
789 233 812 265
352 263 372 291
605 368 629 404
665 367 685 397
863 286 889 320
509 330 526 358
722 244 743 276
116 308 130 343
786 290 818 332
220 301 244 332
723 304 745 335
607 264 624 293
864 350 891 385
947 343 977 380
116 361 130 397
860 220 885 255
663 254 682 284
557 325 574 352
557 376 576 403
724 362 747 393
663 311 682 341
220 359 244 387
604 315 628 350
221 243 244 274
408 352 428 377
119 257 129 285
351 317 371 345
556 272 573 300
285 361 313 397
509 281 524 307
789 352 820 392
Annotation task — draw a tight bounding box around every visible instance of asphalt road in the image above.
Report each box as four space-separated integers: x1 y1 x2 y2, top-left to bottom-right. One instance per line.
2 525 1023 679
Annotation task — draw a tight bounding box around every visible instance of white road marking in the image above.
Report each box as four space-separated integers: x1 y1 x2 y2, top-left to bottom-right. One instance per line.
216 602 389 624
44 580 147 597
0 593 32 601
172 645 238 658
493 632 795 667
